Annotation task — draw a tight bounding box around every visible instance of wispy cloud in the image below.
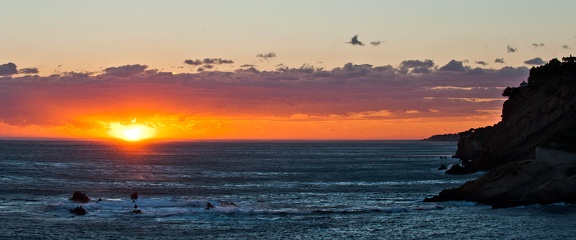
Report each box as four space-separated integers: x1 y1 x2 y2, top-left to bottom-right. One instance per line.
495 58 505 64
18 67 39 74
256 52 276 61
475 61 489 66
507 45 517 53
531 43 545 48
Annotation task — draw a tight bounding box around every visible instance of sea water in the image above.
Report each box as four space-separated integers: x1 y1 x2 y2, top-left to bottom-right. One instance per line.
1 140 575 239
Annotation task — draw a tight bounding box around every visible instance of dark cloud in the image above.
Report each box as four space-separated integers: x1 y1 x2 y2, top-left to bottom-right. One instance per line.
184 58 234 66
240 64 257 68
370 41 383 46
523 57 545 65
475 61 489 66
411 67 431 74
256 52 276 60
507 45 517 53
532 43 545 48
103 64 148 77
562 45 571 49
398 59 434 74
439 60 466 72
347 35 364 46
184 59 202 66
18 67 39 74
467 67 485 75
495 58 505 64
0 62 18 76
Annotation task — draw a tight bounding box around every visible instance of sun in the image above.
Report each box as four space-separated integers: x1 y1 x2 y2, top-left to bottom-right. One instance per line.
108 123 155 142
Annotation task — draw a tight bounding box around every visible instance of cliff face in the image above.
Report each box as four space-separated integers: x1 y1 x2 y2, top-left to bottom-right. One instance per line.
427 57 576 207
453 58 576 173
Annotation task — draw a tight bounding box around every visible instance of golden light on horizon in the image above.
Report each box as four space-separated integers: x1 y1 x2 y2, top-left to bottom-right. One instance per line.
108 123 156 142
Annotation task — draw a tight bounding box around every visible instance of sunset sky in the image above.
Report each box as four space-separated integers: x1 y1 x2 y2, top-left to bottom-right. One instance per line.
1 0 575 140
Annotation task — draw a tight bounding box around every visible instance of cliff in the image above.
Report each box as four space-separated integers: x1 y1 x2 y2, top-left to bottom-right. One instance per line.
453 57 576 172
427 57 576 207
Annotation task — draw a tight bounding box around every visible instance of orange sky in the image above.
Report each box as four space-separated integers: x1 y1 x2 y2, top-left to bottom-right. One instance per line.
0 63 527 140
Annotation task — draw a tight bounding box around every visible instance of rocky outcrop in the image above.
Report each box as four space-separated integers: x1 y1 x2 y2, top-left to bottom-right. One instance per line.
452 58 576 173
70 191 90 203
426 148 576 208
428 57 576 207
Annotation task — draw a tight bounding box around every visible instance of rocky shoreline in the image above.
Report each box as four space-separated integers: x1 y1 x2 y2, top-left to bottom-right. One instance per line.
427 57 576 208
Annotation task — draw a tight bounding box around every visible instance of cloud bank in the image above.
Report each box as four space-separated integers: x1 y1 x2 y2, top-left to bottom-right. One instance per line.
0 59 530 139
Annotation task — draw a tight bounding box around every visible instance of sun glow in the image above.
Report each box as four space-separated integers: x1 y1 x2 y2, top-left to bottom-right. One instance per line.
108 123 156 142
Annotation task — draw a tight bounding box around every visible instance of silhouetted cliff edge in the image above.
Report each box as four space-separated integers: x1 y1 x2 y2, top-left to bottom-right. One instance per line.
426 56 576 207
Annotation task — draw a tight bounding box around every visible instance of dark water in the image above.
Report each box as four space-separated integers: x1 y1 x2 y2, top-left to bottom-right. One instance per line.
1 140 575 239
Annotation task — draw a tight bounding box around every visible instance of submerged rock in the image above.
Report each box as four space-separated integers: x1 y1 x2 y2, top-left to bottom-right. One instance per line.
70 206 87 215
131 192 139 200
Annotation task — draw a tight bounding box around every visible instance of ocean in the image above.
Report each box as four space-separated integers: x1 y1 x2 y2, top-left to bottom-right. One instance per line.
1 140 575 239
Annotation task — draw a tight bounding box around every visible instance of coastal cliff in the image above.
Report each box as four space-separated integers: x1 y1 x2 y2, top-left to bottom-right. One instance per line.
427 57 576 207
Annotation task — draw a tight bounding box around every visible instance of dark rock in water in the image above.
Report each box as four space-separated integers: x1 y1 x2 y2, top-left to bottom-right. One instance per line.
437 164 447 170
130 192 139 200
132 209 143 214
70 206 87 215
205 202 215 210
70 191 90 203
445 164 475 175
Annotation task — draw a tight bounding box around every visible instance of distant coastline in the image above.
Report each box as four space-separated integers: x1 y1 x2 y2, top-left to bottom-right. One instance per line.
423 133 459 142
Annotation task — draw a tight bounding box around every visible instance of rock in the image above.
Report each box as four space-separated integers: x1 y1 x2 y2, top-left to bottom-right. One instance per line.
445 164 475 175
130 192 139 200
205 202 215 210
437 164 447 170
426 149 576 208
132 209 143 214
70 191 90 203
70 206 87 215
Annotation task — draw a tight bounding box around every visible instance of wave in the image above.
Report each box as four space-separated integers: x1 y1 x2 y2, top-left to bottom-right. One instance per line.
42 196 446 218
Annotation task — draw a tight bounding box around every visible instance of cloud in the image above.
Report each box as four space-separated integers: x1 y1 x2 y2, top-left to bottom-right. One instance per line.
370 41 383 46
0 61 531 139
18 67 39 74
507 45 517 53
0 62 18 76
256 52 276 60
398 59 434 74
532 43 545 48
495 58 505 64
475 61 489 66
240 64 257 68
562 45 571 49
439 60 466 72
184 58 234 66
347 35 364 46
523 57 545 65
184 59 202 66
103 64 148 77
